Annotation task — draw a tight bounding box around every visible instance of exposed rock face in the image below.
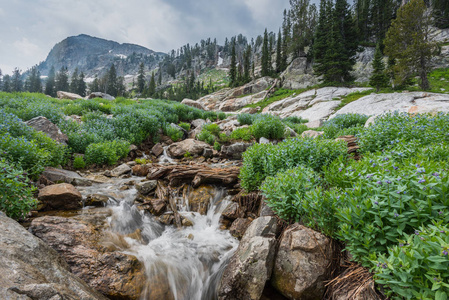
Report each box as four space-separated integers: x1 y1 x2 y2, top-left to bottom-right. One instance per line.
88 92 115 101
263 87 372 122
221 142 253 160
30 213 146 299
271 224 333 300
42 167 91 186
57 91 83 100
26 116 68 144
181 98 206 110
219 216 278 300
151 143 164 157
167 139 211 158
187 184 216 215
330 92 449 118
229 218 253 239
281 57 318 90
191 118 207 129
38 183 82 211
0 212 107 300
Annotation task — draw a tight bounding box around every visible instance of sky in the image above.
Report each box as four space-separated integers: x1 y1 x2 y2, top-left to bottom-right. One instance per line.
0 0 296 75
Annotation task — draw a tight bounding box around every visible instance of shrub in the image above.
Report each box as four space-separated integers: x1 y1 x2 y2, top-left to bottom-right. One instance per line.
283 116 308 124
0 158 36 219
374 222 449 300
322 113 369 139
178 122 191 131
85 140 130 165
214 141 221 151
73 155 86 169
261 166 320 222
237 113 256 125
252 115 285 140
135 158 151 164
218 112 227 120
165 124 183 142
197 130 216 145
202 123 221 136
283 122 308 135
229 127 253 141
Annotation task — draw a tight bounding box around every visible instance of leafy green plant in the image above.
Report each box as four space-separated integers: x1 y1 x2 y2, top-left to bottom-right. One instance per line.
85 140 130 165
0 158 36 219
197 130 216 145
135 158 151 164
178 122 191 131
218 112 227 120
374 222 449 300
251 114 285 140
73 155 86 169
237 113 257 125
323 113 369 139
229 127 253 141
202 123 221 136
184 151 192 159
165 124 183 142
213 141 221 151
283 116 308 124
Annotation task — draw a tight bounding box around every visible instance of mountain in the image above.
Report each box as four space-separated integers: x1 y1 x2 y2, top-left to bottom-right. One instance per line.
37 34 166 78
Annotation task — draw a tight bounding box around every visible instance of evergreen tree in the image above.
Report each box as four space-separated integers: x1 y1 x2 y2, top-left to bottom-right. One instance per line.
28 66 42 93
116 77 126 97
384 0 437 90
229 40 237 86
89 76 100 93
77 72 87 96
369 43 389 91
276 30 282 73
433 0 449 28
289 0 317 57
281 10 291 71
3 75 11 92
371 0 398 41
148 72 156 96
243 45 252 83
45 66 56 97
354 0 372 42
261 28 270 76
11 68 22 92
137 63 145 93
314 0 333 77
106 64 118 96
70 68 79 93
158 71 162 85
55 66 69 92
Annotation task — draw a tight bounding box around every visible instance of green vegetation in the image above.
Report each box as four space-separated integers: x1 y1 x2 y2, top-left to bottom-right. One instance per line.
251 115 285 140
165 124 183 142
72 155 86 169
322 113 369 139
244 88 313 111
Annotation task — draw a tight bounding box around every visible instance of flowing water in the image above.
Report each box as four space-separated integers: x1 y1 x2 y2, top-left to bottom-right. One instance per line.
78 174 238 300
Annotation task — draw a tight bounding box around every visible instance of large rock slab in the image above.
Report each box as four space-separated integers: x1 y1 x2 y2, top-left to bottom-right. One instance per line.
271 224 333 300
87 92 115 101
221 142 253 160
110 163 132 177
30 214 146 299
38 183 82 211
167 139 211 158
42 167 92 186
57 91 83 100
0 212 107 300
181 98 206 110
330 92 449 118
26 116 68 144
219 216 278 300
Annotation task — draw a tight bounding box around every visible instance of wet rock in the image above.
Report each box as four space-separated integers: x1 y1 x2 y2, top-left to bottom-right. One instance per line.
221 202 242 220
229 218 252 239
30 215 146 299
110 163 132 177
38 183 82 211
84 174 113 183
57 91 83 100
132 164 151 177
42 167 86 185
0 212 107 300
219 216 278 300
221 142 253 160
301 130 324 138
181 98 206 110
271 224 333 300
84 194 109 207
136 180 158 195
187 185 215 215
152 143 164 157
167 139 211 158
26 116 69 144
87 92 115 101
158 213 175 225
147 199 167 216
181 216 194 227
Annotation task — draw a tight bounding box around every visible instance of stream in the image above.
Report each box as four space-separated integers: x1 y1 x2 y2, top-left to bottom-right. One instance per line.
77 163 239 300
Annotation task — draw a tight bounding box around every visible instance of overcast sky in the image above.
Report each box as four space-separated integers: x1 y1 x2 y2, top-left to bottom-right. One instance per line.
0 0 299 75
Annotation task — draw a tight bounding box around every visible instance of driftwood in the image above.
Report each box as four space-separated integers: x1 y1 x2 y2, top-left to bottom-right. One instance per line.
147 164 240 187
262 78 279 102
336 135 360 159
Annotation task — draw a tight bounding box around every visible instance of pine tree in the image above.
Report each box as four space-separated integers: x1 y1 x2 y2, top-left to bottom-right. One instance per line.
137 63 145 93
281 10 291 71
371 0 398 41
3 75 11 92
148 72 156 96
158 71 162 85
314 0 333 77
384 0 437 90
229 40 237 86
243 45 252 83
369 43 389 91
89 76 99 93
11 68 22 92
27 65 41 93
55 66 69 92
261 28 270 76
70 68 79 93
433 0 449 28
106 64 118 96
77 72 87 96
354 0 372 42
276 30 282 73
45 66 56 97
289 0 318 57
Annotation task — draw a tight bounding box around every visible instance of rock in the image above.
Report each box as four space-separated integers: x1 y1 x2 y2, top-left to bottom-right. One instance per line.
170 123 188 139
271 224 333 300
181 98 206 110
152 143 164 157
158 213 175 225
132 164 151 177
258 200 276 217
0 213 107 300
284 126 298 137
167 139 211 158
84 174 113 183
187 185 215 215
26 116 68 144
87 92 115 101
147 199 167 216
110 163 132 177
221 202 243 220
218 216 278 300
191 119 207 129
259 137 270 144
84 194 110 207
292 101 341 123
301 130 324 138
203 147 214 158
181 216 194 227
330 92 449 118
364 116 376 127
305 119 324 128
221 142 253 160
136 180 157 195
30 215 146 299
38 183 82 211
229 218 252 239
57 91 83 100
42 167 92 186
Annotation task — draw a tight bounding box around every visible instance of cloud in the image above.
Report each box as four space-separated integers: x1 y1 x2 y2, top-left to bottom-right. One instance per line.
0 0 290 74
